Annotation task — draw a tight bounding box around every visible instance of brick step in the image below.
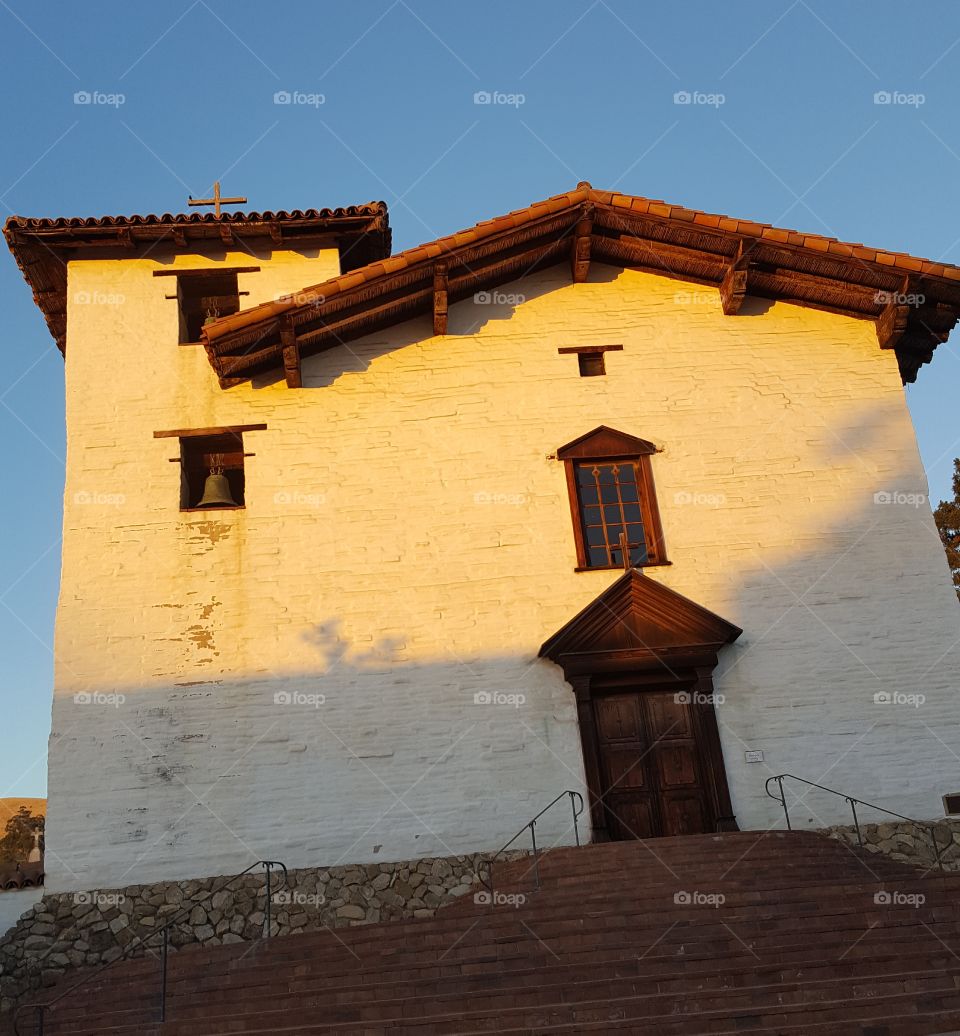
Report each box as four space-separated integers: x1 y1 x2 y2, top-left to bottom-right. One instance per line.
487 859 936 894
523 846 941 875
143 967 960 1033
492 839 920 870
42 892 960 1012
45 942 960 1030
41 980 960 1036
154 959 960 1031
17 833 959 1036
32 855 947 994
40 926 960 1025
529 855 930 883
240 984 960 1035
494 1007 960 1036
35 967 960 1036
233 902 960 964
491 831 932 866
45 884 960 972
452 874 954 915
492 855 932 885
127 947 960 1019
38 917 960 1028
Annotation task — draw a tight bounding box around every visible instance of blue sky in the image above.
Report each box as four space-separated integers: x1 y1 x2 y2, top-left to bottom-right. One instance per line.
2 0 959 797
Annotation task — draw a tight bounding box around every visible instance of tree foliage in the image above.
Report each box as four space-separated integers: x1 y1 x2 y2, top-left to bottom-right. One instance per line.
0 807 44 864
934 458 960 600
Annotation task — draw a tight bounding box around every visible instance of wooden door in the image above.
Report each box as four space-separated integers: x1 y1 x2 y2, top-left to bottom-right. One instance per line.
593 689 712 839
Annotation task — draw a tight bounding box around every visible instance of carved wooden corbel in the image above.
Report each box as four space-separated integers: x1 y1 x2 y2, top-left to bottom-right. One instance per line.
280 314 301 388
433 261 448 336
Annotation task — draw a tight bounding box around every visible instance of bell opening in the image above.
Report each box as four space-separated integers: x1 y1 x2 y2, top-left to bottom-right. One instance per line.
180 436 246 510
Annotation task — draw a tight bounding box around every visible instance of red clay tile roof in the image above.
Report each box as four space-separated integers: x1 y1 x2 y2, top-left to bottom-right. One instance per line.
4 203 391 355
5 204 386 232
210 184 960 343
202 183 960 387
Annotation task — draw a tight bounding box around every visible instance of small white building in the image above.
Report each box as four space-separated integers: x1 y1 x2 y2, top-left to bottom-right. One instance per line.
6 183 960 894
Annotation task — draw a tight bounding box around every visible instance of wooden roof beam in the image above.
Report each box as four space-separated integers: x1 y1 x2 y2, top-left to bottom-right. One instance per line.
720 241 753 315
433 261 448 335
571 206 593 283
280 314 301 388
876 278 912 349
597 233 727 280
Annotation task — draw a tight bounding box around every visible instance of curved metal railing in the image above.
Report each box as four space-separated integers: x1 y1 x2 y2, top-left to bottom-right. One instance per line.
479 789 585 898
14 859 288 1035
765 773 945 871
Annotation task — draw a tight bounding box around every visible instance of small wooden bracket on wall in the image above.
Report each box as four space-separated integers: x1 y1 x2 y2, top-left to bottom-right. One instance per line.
571 207 593 283
154 422 267 439
719 240 753 315
433 262 448 336
557 344 623 355
280 314 301 388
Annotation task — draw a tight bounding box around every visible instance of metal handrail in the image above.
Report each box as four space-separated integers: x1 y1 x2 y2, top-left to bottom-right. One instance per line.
14 858 288 1036
479 789 585 898
765 773 946 872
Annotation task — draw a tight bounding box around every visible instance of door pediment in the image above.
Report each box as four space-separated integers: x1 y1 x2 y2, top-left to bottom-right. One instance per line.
539 569 741 674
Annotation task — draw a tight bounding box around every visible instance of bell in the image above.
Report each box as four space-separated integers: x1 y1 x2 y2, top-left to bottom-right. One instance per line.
197 472 237 508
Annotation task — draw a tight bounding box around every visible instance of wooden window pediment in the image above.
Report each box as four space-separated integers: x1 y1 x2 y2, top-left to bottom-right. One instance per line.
557 425 658 461
558 426 666 571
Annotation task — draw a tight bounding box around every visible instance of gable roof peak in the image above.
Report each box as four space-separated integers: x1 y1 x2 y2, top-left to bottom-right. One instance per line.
200 181 960 388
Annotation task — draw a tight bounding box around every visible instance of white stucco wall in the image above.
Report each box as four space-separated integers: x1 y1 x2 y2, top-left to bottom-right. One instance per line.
45 255 960 892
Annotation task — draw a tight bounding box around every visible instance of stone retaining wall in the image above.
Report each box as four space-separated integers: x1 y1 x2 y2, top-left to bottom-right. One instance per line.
823 818 960 871
0 850 508 1018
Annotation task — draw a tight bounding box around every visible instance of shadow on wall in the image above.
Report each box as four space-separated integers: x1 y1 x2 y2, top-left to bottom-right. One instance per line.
46 636 583 891
48 387 960 889
248 265 623 391
700 398 960 830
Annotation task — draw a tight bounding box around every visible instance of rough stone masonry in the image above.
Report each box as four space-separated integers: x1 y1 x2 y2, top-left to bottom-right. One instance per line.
0 849 508 1017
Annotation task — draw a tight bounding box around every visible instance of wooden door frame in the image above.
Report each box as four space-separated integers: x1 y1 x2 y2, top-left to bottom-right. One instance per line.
568 663 735 842
538 569 743 843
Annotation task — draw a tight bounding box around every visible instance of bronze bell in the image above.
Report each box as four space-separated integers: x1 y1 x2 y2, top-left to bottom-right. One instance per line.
196 454 238 508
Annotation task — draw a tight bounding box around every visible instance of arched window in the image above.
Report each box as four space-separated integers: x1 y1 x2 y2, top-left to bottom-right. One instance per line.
557 426 667 570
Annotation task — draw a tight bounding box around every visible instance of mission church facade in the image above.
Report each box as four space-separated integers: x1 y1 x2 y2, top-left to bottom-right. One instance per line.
6 182 960 894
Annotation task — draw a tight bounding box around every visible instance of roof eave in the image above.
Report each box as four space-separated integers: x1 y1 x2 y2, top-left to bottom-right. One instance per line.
3 202 392 356
203 191 960 388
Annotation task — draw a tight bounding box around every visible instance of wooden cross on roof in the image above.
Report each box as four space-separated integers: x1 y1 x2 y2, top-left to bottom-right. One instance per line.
188 181 247 217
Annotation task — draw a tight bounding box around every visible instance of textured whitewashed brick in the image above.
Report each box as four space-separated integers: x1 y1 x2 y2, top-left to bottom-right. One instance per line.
45 255 960 892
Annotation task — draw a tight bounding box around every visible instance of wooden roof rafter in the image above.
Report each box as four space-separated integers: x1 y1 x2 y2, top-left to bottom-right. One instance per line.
201 184 960 389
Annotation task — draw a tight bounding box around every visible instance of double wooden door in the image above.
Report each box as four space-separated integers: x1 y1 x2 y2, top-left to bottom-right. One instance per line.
593 689 714 839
